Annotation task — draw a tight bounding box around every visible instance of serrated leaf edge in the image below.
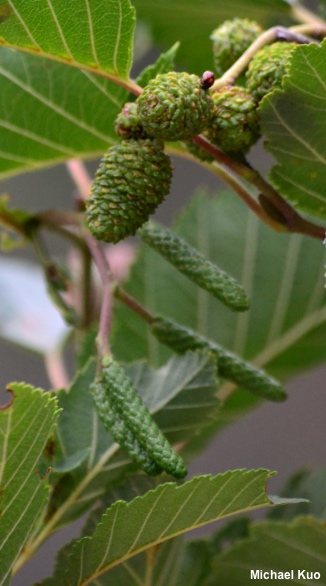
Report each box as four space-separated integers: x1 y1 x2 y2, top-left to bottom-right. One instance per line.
65 469 282 585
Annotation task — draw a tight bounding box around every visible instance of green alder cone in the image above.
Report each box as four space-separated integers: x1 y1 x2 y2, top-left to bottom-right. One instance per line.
114 102 149 140
139 221 250 312
91 382 162 475
86 140 173 243
246 42 296 101
211 18 263 78
94 358 187 479
206 86 260 154
136 71 213 141
150 316 287 402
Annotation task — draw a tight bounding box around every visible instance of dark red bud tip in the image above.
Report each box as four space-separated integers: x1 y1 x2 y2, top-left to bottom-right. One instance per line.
200 71 215 90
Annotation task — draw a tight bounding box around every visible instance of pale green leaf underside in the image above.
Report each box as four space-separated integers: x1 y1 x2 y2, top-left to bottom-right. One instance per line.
56 469 297 585
44 537 198 586
47 476 210 586
261 41 326 221
0 383 59 586
0 48 128 178
48 353 218 528
205 518 326 585
0 0 135 79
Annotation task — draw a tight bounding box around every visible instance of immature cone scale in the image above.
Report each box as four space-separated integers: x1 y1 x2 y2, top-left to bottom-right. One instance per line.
246 42 296 101
86 139 172 243
211 18 263 77
114 102 148 140
205 86 260 154
136 71 213 141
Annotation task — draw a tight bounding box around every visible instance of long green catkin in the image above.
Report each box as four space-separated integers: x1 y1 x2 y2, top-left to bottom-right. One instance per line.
91 382 162 476
150 316 287 402
138 221 249 312
95 358 187 479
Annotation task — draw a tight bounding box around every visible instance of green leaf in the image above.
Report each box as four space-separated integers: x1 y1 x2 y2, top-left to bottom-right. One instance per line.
0 48 128 178
136 42 180 87
43 535 208 586
209 516 250 554
0 0 136 80
43 469 302 585
268 467 326 522
204 518 326 585
112 191 326 436
260 40 326 222
132 0 291 73
52 448 91 473
0 383 59 586
45 352 219 528
71 476 211 586
0 0 137 177
89 539 211 586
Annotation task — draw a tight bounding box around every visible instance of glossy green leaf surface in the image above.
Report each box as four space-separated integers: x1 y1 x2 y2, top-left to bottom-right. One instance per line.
204 518 326 585
261 40 326 221
0 48 128 178
0 384 59 586
0 0 137 178
0 0 135 79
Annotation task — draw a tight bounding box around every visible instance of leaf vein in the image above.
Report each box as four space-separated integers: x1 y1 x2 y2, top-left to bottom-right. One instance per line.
5 0 41 49
269 101 326 165
85 0 100 68
159 478 205 539
0 66 110 142
45 0 74 59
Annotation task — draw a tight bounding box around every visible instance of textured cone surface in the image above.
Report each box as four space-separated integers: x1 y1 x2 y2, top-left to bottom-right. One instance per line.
91 381 162 475
114 102 150 140
206 86 260 154
246 42 296 101
86 140 172 243
211 18 262 78
98 358 187 479
136 71 213 141
139 221 250 311
151 317 287 402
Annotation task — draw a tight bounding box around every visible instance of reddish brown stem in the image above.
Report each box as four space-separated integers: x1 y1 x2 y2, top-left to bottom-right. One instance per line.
114 287 155 323
85 234 113 360
193 136 325 241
